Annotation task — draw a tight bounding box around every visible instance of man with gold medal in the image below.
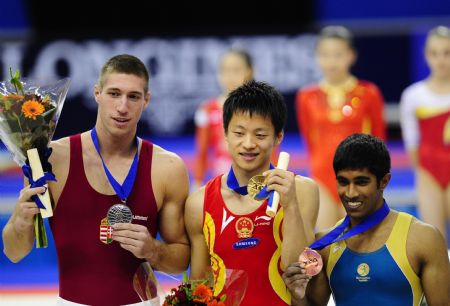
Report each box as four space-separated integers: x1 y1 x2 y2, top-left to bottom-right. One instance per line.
185 81 320 305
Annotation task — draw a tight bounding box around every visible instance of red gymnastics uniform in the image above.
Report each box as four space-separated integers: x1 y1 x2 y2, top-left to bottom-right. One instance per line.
202 176 291 305
417 108 450 188
194 98 231 183
50 134 158 306
400 81 450 189
296 80 386 202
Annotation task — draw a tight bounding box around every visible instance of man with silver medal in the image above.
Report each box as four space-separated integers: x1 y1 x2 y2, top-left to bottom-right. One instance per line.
3 54 191 306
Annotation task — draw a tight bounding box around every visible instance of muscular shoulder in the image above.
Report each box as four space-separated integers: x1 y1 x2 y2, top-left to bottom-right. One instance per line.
186 186 206 214
185 186 206 231
152 144 187 174
295 175 319 204
408 217 447 256
295 175 318 192
49 137 70 162
48 137 71 176
151 144 189 198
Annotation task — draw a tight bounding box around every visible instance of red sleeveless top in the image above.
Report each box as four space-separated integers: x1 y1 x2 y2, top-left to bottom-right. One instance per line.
50 134 158 305
203 176 291 305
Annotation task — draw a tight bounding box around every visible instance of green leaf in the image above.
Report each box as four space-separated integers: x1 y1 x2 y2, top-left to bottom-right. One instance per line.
9 67 25 95
182 271 188 284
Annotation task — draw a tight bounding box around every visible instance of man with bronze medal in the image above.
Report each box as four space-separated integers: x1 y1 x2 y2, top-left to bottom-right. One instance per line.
283 134 450 306
2 55 191 305
185 81 320 305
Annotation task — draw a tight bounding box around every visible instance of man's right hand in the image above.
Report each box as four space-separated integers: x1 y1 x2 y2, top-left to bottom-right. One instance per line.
282 262 311 304
13 186 45 234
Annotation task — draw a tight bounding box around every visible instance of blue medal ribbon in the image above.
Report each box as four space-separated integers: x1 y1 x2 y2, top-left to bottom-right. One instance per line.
91 128 139 203
309 200 390 250
226 164 275 197
22 164 57 209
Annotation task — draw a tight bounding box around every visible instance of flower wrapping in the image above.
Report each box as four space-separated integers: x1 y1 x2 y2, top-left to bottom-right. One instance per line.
0 68 70 248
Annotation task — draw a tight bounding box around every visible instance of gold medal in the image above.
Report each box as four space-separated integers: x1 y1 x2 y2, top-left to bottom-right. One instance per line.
247 175 268 201
235 217 254 239
99 217 113 244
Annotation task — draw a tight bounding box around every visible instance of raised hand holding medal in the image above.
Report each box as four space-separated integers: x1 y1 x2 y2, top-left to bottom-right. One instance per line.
91 128 137 245
246 152 290 217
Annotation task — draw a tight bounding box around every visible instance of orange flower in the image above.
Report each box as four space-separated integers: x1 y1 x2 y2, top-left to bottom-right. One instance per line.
193 284 213 303
207 299 225 306
21 99 45 120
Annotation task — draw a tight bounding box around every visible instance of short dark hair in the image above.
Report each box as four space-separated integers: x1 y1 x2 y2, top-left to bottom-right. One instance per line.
333 133 391 184
98 54 150 92
317 25 355 50
223 80 287 135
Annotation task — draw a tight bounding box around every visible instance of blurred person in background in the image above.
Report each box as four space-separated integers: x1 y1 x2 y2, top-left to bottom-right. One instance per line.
296 25 386 231
399 25 450 245
193 48 255 189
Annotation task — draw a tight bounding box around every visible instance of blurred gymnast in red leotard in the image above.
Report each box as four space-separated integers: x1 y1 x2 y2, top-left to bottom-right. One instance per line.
400 26 450 242
296 26 386 230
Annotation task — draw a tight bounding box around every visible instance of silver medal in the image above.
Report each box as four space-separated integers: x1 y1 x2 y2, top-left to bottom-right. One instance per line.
107 204 133 225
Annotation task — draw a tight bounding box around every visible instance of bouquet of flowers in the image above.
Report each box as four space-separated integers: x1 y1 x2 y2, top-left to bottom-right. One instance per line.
163 274 225 306
0 68 70 248
133 263 248 306
163 269 248 306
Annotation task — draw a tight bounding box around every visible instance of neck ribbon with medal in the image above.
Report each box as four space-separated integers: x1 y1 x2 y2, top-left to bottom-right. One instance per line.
91 128 138 244
226 164 275 250
300 200 391 276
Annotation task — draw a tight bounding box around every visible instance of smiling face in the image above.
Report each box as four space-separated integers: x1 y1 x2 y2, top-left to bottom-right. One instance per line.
225 111 282 177
94 72 150 137
336 168 390 223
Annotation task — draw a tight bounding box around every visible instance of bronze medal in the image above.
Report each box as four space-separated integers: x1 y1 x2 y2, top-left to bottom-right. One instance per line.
247 175 268 201
299 248 323 277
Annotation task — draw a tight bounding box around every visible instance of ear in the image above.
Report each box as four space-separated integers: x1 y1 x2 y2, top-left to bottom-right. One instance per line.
379 173 391 190
275 130 284 147
94 85 100 104
143 91 151 110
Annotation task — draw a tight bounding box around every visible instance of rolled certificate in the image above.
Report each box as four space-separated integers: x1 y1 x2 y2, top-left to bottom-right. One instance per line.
266 151 290 217
27 148 53 218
